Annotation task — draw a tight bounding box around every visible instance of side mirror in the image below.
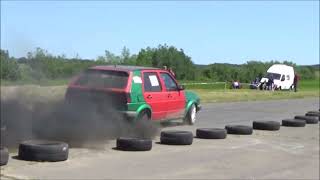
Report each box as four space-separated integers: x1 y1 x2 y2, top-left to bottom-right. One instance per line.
177 85 185 91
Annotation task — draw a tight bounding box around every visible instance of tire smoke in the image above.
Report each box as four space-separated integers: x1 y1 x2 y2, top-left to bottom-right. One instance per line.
0 88 160 149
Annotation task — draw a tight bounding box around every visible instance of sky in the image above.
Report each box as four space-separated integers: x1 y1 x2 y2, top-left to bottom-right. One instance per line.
1 1 319 65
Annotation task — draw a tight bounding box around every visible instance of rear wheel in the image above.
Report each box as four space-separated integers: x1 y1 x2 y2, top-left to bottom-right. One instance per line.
138 110 150 121
184 104 197 125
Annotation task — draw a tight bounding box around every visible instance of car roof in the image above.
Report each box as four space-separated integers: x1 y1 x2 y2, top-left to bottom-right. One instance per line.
90 65 160 71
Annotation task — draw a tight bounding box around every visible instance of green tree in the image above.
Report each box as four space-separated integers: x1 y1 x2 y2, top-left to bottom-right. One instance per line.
0 50 21 81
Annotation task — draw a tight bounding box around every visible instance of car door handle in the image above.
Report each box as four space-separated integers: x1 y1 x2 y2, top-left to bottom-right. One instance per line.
168 94 172 98
147 95 152 99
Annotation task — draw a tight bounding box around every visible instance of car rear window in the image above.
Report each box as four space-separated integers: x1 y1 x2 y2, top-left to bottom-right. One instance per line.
74 69 129 89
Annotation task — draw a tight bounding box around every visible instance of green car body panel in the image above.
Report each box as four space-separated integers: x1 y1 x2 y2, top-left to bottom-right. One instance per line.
184 90 201 116
125 70 152 120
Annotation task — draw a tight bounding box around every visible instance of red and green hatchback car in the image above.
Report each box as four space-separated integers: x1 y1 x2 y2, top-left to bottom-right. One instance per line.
65 65 201 125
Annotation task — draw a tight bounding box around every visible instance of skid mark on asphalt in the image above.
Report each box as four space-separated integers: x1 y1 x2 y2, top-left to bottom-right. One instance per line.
224 137 305 155
229 139 262 149
264 141 305 154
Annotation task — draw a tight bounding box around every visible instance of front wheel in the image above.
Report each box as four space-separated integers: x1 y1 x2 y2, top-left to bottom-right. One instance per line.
184 104 197 125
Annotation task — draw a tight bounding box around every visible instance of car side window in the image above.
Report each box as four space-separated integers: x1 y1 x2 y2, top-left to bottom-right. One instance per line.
143 72 162 92
281 75 285 81
160 73 178 91
286 75 290 80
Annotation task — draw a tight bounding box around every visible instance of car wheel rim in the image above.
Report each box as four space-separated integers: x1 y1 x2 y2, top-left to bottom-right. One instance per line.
191 105 196 123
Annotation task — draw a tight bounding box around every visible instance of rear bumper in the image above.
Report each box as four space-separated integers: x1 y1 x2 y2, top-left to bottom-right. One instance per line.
119 111 138 120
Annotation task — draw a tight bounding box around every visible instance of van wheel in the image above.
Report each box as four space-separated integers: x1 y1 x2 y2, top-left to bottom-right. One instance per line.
184 104 197 125
279 86 282 90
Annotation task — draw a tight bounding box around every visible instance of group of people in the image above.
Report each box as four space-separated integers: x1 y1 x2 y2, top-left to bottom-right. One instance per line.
259 77 275 91
258 73 300 92
231 80 241 89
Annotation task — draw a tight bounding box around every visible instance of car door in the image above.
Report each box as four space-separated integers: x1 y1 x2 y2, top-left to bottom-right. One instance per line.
160 72 186 119
142 71 167 121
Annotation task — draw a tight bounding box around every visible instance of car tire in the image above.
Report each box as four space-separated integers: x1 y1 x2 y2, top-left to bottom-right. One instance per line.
196 128 227 139
184 104 197 125
282 119 306 127
18 140 69 162
138 110 150 121
294 116 318 124
252 121 281 131
116 137 152 151
225 125 253 135
0 147 9 166
160 130 193 145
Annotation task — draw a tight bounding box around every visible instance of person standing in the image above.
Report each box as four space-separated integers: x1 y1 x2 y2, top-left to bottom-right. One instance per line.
293 73 300 92
269 76 274 91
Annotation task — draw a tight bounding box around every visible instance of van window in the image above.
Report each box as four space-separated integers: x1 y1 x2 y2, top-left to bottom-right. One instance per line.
286 75 290 80
265 73 281 80
281 75 285 81
75 69 128 89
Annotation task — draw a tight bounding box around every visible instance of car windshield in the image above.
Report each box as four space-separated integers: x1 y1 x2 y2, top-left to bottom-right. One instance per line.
74 69 129 89
264 73 281 80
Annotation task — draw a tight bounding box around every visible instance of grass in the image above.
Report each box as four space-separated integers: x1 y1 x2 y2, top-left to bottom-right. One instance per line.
192 89 319 103
299 79 319 90
1 79 318 103
183 79 319 90
186 79 319 103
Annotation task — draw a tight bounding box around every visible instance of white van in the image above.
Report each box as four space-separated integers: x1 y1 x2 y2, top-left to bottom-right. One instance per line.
260 64 295 90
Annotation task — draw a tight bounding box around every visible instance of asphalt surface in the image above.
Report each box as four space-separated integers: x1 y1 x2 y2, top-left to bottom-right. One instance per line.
1 98 319 179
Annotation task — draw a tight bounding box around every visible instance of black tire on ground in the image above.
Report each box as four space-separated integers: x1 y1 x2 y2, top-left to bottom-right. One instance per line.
196 128 227 139
305 111 320 118
0 147 9 166
116 137 152 151
0 126 6 148
294 115 318 124
252 121 281 131
282 119 306 127
160 131 193 145
225 125 253 135
308 111 320 114
18 140 69 162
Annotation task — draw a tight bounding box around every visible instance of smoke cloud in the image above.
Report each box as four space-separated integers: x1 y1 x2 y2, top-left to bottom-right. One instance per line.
0 87 160 149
